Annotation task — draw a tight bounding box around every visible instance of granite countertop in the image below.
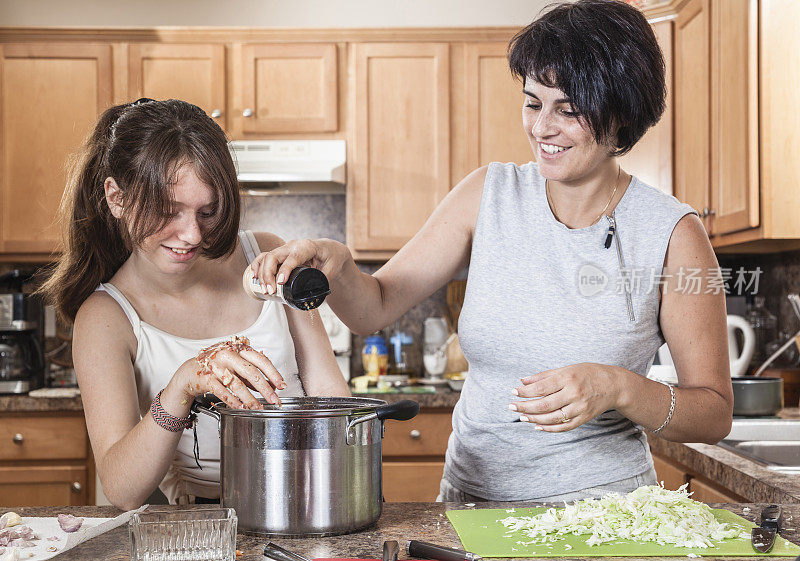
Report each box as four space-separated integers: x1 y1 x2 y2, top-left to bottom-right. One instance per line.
0 386 462 413
648 407 800 505
11 502 800 561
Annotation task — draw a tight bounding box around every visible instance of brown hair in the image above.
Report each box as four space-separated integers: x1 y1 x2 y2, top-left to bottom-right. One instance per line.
39 99 240 323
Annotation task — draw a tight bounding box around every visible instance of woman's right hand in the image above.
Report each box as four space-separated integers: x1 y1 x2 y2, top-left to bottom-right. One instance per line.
176 336 286 409
249 238 350 296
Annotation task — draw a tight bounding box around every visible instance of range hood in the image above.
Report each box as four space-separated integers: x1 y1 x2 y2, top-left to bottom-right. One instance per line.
229 140 346 194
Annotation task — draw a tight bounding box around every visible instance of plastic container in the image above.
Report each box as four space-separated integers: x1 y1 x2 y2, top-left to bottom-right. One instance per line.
361 335 388 381
129 508 237 561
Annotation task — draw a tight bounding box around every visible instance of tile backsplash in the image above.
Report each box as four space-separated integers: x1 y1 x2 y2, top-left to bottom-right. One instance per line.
240 193 346 243
9 191 799 383
239 193 449 379
718 250 800 339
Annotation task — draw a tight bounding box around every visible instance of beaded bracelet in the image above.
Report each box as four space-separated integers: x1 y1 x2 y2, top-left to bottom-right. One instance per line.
150 389 194 433
652 383 675 434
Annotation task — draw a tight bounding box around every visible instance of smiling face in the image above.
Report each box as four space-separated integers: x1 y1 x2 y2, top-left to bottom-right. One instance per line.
522 79 616 184
141 164 218 272
106 163 219 274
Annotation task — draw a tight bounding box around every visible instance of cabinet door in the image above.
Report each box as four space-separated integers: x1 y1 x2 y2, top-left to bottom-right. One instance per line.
710 0 759 235
0 415 87 461
0 43 112 254
128 44 226 130
382 411 452 457
237 43 337 133
464 43 532 170
651 452 688 491
383 461 444 502
618 20 674 195
674 0 711 229
688 476 744 503
0 465 87 507
350 43 450 254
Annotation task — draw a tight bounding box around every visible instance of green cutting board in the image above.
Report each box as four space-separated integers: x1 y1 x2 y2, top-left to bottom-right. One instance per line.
446 507 800 557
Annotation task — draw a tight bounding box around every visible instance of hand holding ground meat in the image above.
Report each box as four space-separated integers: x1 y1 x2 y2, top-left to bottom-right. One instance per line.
180 335 286 409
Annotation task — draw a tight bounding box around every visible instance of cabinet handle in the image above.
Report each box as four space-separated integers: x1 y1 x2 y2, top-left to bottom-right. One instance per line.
242 108 253 118
211 109 222 118
409 429 421 439
700 207 716 218
71 482 82 493
12 433 23 444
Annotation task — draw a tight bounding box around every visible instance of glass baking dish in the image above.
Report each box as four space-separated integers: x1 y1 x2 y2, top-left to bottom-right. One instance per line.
129 508 237 561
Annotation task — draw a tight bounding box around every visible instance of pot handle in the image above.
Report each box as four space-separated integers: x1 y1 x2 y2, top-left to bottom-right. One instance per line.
375 399 420 422
346 400 420 445
191 394 222 423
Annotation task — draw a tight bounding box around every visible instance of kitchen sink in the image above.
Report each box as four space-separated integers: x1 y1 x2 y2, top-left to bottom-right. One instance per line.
717 419 800 474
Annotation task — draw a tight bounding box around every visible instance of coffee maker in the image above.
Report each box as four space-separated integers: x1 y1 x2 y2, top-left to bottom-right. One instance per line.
0 270 45 394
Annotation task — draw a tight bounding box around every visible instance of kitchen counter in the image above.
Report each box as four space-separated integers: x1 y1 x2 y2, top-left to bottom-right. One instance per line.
648 407 800 505
0 392 84 412
0 386 462 413
352 387 462 408
10 502 800 561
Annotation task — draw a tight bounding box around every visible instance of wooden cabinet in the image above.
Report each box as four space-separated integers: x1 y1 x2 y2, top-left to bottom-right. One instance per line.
128 43 226 130
382 409 452 502
669 0 800 251
463 42 532 171
349 43 450 258
0 466 88 507
674 0 711 226
651 449 745 503
0 412 94 507
0 43 112 257
618 20 674 195
234 43 337 135
709 0 759 235
652 452 689 491
688 476 745 503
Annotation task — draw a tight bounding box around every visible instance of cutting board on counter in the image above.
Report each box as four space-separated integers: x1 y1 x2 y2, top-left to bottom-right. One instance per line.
446 507 800 557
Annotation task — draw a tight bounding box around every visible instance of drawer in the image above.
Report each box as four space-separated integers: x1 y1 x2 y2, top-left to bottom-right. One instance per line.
382 411 452 457
0 415 88 461
383 461 444 502
0 465 88 507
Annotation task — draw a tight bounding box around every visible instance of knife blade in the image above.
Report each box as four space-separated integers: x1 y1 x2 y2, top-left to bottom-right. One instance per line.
383 540 400 561
751 504 782 553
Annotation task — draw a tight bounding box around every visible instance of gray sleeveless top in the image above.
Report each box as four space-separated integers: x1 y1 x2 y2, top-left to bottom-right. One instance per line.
444 162 696 501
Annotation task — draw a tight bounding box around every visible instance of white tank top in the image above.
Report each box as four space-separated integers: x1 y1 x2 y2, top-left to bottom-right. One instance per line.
95 231 303 503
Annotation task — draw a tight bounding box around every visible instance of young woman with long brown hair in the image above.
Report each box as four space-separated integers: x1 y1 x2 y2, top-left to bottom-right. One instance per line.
40 98 349 509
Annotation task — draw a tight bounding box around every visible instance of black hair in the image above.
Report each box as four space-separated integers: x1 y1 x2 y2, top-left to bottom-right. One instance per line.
508 0 665 156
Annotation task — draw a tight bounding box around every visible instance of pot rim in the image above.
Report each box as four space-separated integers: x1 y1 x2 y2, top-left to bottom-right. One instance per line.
212 396 389 418
731 377 783 385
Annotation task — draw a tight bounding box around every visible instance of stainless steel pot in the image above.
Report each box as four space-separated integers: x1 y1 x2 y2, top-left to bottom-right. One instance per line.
732 377 784 416
192 396 419 537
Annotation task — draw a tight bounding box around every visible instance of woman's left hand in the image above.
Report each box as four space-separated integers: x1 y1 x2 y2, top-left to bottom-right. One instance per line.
510 363 623 432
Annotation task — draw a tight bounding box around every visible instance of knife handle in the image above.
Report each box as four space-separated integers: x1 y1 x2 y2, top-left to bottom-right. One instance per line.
761 505 782 531
383 540 399 561
407 540 481 561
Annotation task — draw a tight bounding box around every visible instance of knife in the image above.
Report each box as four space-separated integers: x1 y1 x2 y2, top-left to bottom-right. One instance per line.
407 540 482 561
383 540 400 561
751 504 782 553
263 542 314 561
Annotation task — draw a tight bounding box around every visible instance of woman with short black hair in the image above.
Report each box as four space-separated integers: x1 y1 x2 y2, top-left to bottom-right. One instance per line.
252 0 733 502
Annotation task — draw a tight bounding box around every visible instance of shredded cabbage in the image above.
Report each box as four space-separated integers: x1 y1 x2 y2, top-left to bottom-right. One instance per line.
501 484 746 549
